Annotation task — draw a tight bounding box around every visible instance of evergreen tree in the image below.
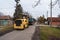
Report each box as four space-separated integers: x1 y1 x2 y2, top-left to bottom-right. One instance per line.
14 0 23 20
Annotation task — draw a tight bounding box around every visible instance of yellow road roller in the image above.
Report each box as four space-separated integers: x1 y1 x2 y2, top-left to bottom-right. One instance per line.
14 19 28 29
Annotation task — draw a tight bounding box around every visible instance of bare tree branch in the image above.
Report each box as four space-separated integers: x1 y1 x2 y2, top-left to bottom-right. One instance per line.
52 0 60 8
33 0 41 8
52 0 58 6
0 12 4 16
57 0 60 8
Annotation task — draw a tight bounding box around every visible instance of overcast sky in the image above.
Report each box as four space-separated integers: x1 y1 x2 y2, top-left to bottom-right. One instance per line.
0 0 60 18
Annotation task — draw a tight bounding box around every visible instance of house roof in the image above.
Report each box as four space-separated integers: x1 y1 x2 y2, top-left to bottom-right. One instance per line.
0 16 11 20
48 17 60 19
47 17 60 21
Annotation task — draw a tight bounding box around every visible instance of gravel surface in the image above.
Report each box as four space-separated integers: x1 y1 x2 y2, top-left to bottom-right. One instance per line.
32 26 40 40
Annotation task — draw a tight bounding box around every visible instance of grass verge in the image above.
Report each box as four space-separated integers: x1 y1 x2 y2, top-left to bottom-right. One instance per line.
40 26 60 40
0 26 13 36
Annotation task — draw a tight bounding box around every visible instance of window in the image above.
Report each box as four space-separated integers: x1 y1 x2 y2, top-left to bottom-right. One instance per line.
15 20 22 26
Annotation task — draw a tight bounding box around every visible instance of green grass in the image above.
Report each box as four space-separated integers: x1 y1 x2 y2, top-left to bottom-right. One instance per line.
40 26 60 40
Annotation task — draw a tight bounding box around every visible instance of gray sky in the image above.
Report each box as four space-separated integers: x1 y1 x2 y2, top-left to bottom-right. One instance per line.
0 0 60 18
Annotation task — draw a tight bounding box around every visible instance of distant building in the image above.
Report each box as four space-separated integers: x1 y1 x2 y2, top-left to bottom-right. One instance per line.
47 17 60 26
0 16 13 26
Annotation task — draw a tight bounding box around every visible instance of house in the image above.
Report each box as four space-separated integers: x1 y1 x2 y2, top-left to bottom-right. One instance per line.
0 16 13 26
47 17 60 26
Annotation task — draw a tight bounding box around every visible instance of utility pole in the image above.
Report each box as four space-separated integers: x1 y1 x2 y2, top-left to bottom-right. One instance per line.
50 0 52 27
47 11 48 18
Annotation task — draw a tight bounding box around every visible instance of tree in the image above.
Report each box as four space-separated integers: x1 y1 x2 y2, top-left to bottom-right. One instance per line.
33 0 41 8
13 0 23 20
0 12 4 16
37 15 46 24
23 12 32 18
15 0 20 3
58 14 60 18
